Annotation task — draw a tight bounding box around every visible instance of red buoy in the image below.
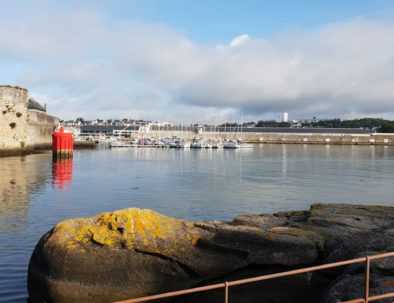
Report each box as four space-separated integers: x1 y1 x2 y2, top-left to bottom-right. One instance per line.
52 126 73 158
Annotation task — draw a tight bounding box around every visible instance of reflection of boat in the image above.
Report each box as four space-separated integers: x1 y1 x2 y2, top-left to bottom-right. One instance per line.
239 143 253 148
52 158 73 189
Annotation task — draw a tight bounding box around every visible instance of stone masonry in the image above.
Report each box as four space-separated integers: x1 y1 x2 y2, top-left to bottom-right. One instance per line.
0 85 59 154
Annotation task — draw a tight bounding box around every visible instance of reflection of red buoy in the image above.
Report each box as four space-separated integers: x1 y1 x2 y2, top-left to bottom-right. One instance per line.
52 127 73 158
52 158 73 189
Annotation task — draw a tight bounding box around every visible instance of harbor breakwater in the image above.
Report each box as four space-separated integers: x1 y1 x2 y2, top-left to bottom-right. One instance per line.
133 131 394 145
28 203 394 303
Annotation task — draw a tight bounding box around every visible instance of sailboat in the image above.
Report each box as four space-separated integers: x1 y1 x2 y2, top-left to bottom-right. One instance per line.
222 117 253 149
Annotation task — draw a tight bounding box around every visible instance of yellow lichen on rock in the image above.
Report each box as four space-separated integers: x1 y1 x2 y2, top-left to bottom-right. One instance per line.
89 225 118 246
95 208 178 245
53 208 201 254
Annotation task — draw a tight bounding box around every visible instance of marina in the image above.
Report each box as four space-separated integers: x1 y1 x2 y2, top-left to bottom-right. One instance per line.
104 136 254 149
73 124 394 148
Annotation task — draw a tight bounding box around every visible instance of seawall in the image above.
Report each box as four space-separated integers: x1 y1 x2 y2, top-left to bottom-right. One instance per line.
133 130 394 145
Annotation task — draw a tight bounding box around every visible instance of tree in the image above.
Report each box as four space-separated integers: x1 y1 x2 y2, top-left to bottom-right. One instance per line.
378 124 394 133
256 120 291 127
75 117 85 124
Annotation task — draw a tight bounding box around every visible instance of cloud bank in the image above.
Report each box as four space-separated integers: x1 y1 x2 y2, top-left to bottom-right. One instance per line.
0 3 394 121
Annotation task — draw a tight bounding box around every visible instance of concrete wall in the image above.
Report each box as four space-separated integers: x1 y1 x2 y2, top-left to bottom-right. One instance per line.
133 130 394 146
0 85 59 154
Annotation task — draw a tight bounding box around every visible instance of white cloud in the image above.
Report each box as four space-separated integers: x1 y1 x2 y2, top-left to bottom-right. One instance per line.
0 3 394 121
229 34 250 47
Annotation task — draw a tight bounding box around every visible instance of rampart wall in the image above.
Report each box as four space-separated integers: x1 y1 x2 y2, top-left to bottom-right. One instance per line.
0 86 29 150
0 85 59 155
26 111 58 148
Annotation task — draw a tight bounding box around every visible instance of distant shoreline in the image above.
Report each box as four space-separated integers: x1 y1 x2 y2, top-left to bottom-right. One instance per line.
1 133 394 157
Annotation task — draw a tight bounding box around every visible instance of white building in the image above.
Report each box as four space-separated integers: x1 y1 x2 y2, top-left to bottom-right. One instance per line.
280 112 289 123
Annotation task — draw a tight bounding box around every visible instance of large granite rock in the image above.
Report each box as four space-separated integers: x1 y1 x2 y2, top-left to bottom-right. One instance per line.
28 204 394 303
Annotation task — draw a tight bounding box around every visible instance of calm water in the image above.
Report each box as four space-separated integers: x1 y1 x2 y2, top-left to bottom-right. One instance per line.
1 145 394 302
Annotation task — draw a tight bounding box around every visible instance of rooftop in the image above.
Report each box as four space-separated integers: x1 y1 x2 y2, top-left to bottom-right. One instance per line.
28 98 46 112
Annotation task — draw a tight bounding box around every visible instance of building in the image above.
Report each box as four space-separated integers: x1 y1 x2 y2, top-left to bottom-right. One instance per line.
79 125 140 138
280 112 289 123
0 85 59 154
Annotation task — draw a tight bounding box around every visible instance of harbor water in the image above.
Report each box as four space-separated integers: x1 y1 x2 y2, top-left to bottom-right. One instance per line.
1 144 394 302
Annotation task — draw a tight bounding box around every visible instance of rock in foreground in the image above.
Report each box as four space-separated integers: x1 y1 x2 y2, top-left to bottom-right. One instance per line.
28 204 394 303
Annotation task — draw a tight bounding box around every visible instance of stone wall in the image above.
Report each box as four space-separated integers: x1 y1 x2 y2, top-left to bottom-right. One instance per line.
0 85 29 150
26 111 59 149
133 130 394 145
0 85 59 154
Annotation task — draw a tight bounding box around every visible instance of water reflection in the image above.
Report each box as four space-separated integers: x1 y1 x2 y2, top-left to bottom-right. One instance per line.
0 154 50 230
282 144 287 177
52 158 73 189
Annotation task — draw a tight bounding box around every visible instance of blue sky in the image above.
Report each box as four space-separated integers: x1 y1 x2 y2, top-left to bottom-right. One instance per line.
1 0 394 121
108 0 394 42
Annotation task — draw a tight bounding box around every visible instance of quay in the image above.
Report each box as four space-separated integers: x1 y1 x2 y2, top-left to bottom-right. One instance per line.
111 144 169 148
134 131 394 146
79 125 394 146
122 132 394 147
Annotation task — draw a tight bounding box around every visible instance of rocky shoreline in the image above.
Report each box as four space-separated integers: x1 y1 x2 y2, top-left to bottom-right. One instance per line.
28 204 394 303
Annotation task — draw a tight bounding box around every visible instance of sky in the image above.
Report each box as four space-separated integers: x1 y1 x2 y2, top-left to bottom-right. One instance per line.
1 0 394 123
